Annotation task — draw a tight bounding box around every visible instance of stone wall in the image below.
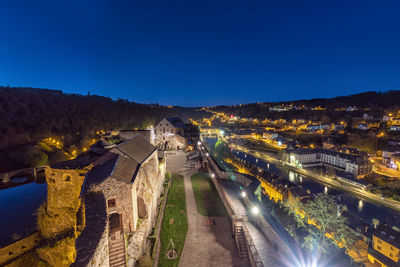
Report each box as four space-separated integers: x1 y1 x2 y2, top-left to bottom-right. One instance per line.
95 177 135 233
0 233 41 265
86 225 109 267
40 167 86 239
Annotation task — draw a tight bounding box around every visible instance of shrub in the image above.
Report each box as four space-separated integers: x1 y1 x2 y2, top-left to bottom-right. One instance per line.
137 254 152 267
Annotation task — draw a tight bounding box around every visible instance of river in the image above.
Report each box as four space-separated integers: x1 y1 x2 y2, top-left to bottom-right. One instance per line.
0 177 47 247
204 137 400 228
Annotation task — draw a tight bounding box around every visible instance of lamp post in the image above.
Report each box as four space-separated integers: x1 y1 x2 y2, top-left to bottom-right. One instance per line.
251 206 259 215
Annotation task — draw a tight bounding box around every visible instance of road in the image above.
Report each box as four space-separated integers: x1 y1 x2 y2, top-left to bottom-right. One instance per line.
225 139 400 213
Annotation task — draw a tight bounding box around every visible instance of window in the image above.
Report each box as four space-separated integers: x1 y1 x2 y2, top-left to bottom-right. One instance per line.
163 128 165 133
390 253 393 258
389 235 395 240
377 245 382 251
377 239 382 244
108 199 116 208
163 137 165 141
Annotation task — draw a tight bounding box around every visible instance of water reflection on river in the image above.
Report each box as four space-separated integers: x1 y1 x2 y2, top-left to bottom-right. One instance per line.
0 178 47 247
204 137 400 227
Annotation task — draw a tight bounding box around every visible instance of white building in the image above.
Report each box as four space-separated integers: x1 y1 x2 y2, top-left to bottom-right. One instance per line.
154 117 186 150
286 148 372 177
390 125 400 131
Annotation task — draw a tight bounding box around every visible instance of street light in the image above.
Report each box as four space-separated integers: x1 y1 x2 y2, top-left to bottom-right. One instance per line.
251 206 259 215
241 191 246 198
211 173 215 178
206 153 209 156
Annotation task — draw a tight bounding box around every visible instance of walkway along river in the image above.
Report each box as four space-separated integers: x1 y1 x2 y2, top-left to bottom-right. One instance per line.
203 137 400 229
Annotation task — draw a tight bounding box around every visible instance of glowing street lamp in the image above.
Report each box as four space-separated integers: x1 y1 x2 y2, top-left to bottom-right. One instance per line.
211 173 215 178
251 206 259 215
241 191 246 198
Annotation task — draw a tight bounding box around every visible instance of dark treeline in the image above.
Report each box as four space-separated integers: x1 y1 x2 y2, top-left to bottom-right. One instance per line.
0 87 206 149
211 90 400 121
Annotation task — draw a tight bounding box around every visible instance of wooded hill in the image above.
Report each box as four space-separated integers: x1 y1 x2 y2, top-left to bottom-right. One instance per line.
0 86 206 149
210 90 400 121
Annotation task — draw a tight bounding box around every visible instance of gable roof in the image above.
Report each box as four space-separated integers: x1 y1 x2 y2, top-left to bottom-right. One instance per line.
80 136 157 196
111 155 140 183
165 117 185 128
80 153 119 196
112 135 157 163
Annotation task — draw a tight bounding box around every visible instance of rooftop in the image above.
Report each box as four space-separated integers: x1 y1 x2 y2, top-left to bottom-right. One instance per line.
374 224 400 249
165 117 185 128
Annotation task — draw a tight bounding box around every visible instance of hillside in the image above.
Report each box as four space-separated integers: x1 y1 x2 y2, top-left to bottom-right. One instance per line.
210 90 400 120
0 86 205 150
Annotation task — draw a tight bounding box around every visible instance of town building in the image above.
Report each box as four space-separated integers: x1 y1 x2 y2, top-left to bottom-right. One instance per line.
390 153 400 170
367 224 400 267
284 148 372 178
390 125 400 131
382 148 400 167
154 117 186 150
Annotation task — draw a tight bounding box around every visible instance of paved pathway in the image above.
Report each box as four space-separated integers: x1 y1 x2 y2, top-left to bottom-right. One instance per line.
166 152 248 267
221 180 283 267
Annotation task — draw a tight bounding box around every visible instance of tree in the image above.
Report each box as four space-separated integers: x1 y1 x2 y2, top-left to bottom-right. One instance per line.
24 147 48 167
285 193 359 256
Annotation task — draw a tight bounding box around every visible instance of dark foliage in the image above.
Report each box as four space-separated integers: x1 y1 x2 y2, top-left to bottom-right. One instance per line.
0 86 206 149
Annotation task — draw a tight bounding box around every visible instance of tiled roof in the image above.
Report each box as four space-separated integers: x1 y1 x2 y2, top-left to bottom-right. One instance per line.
375 224 400 248
80 153 118 196
81 136 157 196
166 117 185 128
110 155 140 184
112 135 157 163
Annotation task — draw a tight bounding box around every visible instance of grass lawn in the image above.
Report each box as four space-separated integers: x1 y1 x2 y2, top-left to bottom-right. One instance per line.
191 172 228 217
159 174 188 267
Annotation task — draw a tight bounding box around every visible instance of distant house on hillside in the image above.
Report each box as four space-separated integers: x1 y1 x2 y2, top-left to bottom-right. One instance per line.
154 117 186 150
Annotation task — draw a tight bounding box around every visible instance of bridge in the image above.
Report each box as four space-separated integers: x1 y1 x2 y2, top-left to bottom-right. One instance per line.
0 166 47 183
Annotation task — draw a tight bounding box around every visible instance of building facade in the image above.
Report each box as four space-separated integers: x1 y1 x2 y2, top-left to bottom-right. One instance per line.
79 135 166 264
367 224 400 267
154 117 186 150
285 148 372 177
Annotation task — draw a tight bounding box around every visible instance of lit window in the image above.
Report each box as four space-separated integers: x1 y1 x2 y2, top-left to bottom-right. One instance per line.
389 235 395 240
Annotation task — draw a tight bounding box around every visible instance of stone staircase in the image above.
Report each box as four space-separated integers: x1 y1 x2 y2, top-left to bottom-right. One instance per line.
235 225 248 259
109 230 126 267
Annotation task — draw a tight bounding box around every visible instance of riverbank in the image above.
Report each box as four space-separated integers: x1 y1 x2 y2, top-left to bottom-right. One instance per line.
228 141 400 213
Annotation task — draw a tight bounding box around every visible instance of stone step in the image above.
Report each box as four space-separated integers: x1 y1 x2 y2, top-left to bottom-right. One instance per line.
109 252 124 259
110 243 125 250
110 257 126 266
110 253 124 259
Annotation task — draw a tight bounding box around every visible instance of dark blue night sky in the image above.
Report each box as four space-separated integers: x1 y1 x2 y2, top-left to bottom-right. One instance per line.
1 0 400 106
